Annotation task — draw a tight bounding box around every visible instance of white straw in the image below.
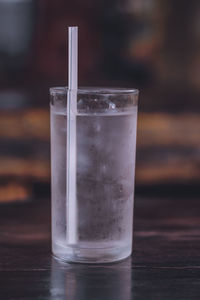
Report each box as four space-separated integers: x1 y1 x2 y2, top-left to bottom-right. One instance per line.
66 26 78 244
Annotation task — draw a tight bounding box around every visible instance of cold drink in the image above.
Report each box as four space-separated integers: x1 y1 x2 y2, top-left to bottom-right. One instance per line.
50 87 138 263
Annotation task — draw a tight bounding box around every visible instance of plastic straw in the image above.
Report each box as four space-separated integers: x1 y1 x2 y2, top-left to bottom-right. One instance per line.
66 26 78 244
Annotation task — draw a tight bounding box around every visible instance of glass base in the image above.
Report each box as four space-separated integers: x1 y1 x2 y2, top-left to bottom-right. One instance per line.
52 242 132 264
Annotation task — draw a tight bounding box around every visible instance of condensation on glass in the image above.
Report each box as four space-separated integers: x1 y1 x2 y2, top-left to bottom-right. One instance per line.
50 87 139 263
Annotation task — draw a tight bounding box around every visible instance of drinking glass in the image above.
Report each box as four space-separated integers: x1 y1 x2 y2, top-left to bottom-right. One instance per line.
50 87 139 263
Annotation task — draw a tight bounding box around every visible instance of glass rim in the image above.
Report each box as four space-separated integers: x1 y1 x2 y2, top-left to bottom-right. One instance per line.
50 86 139 96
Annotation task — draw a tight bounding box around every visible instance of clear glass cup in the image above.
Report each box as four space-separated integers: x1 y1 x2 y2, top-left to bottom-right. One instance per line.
50 87 139 263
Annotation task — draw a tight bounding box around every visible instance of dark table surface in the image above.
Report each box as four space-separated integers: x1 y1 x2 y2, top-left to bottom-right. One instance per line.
1 194 200 300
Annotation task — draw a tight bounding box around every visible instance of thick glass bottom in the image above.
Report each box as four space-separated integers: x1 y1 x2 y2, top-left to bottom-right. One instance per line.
52 242 132 264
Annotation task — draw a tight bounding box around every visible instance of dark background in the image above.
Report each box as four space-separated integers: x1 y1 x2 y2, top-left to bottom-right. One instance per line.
1 0 200 111
0 0 199 204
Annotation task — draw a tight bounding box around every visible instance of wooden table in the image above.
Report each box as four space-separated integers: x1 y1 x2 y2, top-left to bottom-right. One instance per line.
1 194 200 299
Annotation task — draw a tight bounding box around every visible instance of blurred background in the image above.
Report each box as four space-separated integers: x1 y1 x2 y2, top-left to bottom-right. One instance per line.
0 0 200 204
